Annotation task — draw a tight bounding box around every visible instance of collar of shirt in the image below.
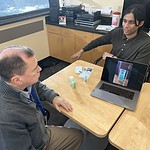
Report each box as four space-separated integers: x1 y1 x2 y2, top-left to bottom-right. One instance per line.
22 86 32 100
122 30 143 41
122 32 127 40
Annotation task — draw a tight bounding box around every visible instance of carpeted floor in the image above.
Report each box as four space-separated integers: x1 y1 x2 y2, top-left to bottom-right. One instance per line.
38 56 70 126
39 56 70 81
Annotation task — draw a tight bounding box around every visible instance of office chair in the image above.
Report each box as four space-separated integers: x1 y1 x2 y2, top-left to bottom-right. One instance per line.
93 56 103 65
146 63 150 82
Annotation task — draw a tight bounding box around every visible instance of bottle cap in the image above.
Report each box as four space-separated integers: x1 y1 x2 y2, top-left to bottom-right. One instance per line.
113 12 121 15
69 76 74 80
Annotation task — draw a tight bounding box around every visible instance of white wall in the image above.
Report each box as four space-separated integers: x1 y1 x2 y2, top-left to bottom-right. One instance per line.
70 0 124 12
0 16 49 61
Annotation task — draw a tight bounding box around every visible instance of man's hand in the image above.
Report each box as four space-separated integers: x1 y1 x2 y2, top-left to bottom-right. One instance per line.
52 96 73 112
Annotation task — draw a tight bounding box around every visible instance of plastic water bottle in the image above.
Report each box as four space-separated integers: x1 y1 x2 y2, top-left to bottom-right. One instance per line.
69 76 76 88
111 12 121 27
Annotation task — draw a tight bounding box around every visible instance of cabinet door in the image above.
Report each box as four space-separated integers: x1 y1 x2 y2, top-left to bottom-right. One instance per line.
47 25 61 34
61 28 76 63
47 32 63 60
61 36 76 62
75 30 94 63
47 25 63 60
92 33 112 66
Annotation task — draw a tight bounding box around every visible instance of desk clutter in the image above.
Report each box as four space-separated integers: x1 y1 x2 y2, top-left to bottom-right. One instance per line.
75 66 93 81
74 11 101 27
60 5 112 28
96 25 115 31
69 66 93 88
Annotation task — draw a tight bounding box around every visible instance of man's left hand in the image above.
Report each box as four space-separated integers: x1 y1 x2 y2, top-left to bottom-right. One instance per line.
52 96 73 112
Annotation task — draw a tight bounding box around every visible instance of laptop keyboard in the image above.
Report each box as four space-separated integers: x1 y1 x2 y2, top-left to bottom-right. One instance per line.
100 83 134 100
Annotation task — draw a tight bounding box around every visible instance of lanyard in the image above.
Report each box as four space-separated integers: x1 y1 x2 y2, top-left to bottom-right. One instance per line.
31 86 48 127
31 86 47 117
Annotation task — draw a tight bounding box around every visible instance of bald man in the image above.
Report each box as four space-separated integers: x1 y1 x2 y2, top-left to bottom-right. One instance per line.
0 45 83 150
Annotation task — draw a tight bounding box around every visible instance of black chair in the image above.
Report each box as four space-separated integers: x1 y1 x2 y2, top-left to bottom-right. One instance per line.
93 56 102 65
146 65 150 82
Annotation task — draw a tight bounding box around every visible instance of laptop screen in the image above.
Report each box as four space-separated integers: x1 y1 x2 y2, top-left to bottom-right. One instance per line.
101 57 148 91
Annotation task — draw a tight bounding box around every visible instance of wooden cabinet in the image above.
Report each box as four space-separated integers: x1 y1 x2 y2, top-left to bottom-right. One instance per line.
60 28 76 62
47 25 112 66
75 31 112 65
75 30 94 63
92 33 112 66
47 25 75 63
47 25 63 60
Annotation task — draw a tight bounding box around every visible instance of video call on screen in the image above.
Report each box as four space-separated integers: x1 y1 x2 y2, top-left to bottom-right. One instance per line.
102 58 148 91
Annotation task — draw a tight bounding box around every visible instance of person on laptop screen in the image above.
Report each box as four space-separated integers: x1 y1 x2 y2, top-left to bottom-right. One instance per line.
71 4 150 64
113 61 133 86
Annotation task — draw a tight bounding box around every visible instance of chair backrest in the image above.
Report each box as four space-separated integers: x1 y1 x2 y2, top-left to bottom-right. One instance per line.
93 56 102 65
147 61 150 82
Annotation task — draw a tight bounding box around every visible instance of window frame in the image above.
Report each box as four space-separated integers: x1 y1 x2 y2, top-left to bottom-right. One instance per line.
0 8 50 26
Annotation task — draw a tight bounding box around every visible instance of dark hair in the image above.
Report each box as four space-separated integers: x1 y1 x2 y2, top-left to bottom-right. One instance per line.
123 4 146 27
0 45 34 82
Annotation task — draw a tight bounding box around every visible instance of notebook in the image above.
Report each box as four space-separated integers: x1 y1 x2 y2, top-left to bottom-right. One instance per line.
91 57 149 111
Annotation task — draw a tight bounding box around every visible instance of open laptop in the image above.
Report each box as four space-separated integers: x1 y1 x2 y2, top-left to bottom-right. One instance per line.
91 57 149 111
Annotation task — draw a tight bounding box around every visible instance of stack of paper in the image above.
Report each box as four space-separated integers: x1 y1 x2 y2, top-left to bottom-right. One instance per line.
75 66 93 79
96 25 115 31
